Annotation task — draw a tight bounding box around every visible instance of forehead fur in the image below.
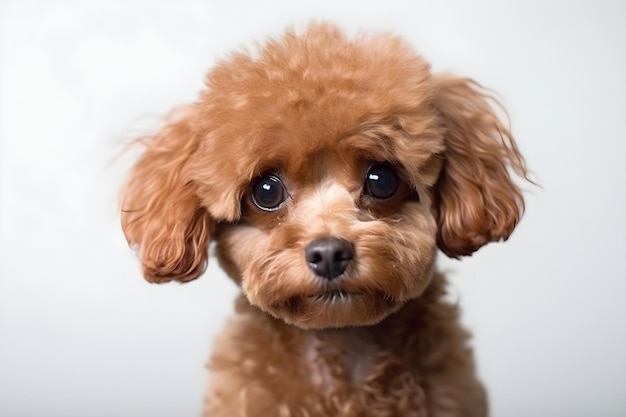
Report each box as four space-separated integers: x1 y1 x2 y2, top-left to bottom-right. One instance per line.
189 23 444 220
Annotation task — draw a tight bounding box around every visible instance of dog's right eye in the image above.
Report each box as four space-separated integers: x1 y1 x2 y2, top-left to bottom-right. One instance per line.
251 174 288 211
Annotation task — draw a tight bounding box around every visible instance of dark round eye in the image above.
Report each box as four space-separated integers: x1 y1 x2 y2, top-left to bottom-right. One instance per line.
251 174 287 211
364 164 399 200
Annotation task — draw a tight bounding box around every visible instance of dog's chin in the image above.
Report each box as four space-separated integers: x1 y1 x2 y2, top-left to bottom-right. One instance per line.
265 291 403 330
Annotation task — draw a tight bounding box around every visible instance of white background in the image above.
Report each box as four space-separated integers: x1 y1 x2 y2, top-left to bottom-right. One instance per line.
1 1 625 416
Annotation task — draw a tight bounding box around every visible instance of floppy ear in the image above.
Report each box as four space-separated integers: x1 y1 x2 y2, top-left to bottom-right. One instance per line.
121 111 213 283
433 75 528 257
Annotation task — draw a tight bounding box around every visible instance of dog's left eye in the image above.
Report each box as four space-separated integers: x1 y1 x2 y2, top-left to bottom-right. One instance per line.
364 164 400 200
251 174 288 211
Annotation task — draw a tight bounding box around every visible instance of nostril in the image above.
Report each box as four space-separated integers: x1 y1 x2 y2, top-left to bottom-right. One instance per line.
334 249 352 262
304 237 354 280
309 252 322 264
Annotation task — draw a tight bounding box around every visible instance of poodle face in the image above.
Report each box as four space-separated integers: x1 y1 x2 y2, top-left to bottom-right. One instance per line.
213 119 443 329
121 24 526 329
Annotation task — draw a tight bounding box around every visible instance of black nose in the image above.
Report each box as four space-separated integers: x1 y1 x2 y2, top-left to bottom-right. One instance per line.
305 237 354 280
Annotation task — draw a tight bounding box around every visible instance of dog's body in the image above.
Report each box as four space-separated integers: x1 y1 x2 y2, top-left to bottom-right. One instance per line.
121 24 528 417
206 276 484 417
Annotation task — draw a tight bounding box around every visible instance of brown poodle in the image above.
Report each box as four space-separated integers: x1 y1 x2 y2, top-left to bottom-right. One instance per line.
121 23 528 417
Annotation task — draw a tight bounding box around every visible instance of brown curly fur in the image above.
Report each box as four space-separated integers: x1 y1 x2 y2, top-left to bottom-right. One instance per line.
121 23 528 417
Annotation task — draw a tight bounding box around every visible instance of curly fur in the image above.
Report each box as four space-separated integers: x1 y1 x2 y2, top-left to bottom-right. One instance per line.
121 23 528 416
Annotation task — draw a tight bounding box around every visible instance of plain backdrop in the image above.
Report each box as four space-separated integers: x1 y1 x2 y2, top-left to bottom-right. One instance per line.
1 1 625 416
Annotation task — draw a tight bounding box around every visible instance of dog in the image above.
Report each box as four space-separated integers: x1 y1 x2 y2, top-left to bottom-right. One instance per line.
121 23 528 417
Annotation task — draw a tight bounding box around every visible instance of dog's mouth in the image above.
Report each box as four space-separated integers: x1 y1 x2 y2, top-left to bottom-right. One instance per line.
272 289 400 329
306 290 358 304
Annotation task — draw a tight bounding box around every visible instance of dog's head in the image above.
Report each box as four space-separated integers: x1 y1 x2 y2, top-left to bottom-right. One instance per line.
121 24 527 329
